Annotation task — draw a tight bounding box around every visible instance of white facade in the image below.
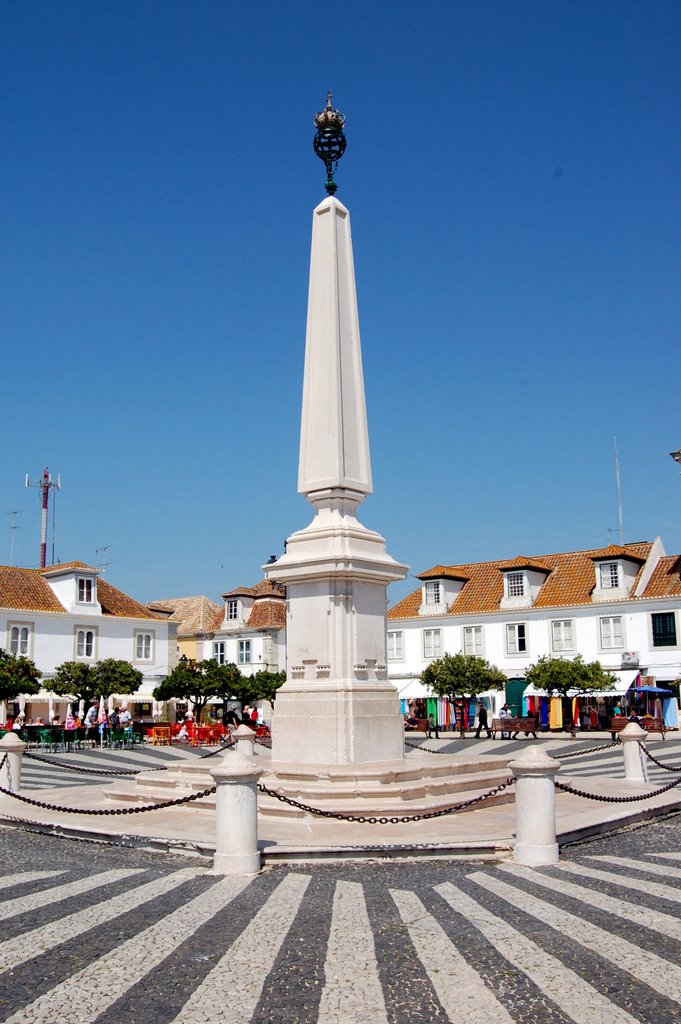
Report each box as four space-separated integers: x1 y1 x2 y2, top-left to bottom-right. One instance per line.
196 580 287 677
387 541 681 702
0 561 177 706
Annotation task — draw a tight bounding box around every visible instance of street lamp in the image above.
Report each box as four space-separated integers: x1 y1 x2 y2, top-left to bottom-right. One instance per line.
670 449 681 466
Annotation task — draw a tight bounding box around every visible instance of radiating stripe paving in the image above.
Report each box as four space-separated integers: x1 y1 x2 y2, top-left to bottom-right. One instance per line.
0 868 143 921
0 867 201 973
390 888 513 1023
499 862 681 941
166 872 312 1024
2 874 252 1024
466 870 681 1003
317 880 388 1024
586 854 681 880
435 881 641 1024
0 870 65 893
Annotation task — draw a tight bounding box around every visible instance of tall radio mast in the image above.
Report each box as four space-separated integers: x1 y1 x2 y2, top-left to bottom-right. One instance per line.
25 467 61 568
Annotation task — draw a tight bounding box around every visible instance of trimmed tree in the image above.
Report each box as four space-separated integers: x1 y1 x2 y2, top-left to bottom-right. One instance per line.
523 655 616 730
250 670 286 705
0 648 42 705
420 653 506 735
50 658 142 709
153 659 247 720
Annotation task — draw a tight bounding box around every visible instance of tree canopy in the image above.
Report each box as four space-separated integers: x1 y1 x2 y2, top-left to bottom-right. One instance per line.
50 659 142 708
153 661 287 718
0 649 42 704
524 655 616 698
420 653 506 700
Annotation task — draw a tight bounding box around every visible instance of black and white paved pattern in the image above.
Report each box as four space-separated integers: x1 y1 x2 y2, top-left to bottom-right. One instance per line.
18 743 223 790
1 816 681 1023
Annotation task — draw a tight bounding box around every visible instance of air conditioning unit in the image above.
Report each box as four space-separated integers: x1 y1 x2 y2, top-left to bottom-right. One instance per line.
621 651 639 668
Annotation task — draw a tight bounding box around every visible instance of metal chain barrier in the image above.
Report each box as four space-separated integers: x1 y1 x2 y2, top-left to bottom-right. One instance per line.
254 735 272 749
257 776 515 824
404 739 454 755
24 751 140 776
555 775 681 803
553 740 619 760
0 777 216 815
637 742 681 773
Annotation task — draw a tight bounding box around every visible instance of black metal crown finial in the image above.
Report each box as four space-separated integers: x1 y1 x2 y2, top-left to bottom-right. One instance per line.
313 91 346 196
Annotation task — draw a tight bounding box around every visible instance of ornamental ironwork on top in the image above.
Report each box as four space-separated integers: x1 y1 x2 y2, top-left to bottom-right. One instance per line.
313 91 347 196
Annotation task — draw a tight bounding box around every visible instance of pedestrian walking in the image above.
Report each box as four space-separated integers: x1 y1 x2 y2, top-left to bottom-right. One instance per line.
475 700 492 739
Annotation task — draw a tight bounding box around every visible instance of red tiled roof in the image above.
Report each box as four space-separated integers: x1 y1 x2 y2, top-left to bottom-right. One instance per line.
0 566 66 613
93 579 165 620
416 567 470 582
589 544 646 564
499 556 553 574
641 556 681 598
146 596 222 634
247 601 286 630
221 585 256 599
388 542 655 619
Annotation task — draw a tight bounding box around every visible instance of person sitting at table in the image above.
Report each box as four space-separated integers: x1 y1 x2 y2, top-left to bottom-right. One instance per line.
12 715 24 731
34 717 46 726
52 715 62 726
177 720 189 743
404 713 419 731
119 707 132 728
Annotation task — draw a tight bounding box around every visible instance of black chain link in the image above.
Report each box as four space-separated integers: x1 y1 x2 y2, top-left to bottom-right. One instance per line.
24 751 140 776
257 776 515 824
637 742 681 773
254 735 272 749
404 739 455 755
0 778 216 815
554 740 620 760
555 775 681 803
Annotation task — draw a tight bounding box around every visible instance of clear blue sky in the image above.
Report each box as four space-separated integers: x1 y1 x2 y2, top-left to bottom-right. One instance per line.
2 0 680 607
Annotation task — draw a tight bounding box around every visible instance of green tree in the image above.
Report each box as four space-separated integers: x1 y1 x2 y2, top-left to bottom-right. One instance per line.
0 648 42 704
153 658 247 719
524 655 615 700
421 653 506 737
524 655 616 731
250 670 286 705
50 658 142 709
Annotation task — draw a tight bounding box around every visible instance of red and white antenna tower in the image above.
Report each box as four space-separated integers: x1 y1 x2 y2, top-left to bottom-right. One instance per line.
25 466 61 568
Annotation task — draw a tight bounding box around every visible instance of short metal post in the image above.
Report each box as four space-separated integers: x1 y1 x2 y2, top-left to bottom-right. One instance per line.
509 745 561 866
234 723 256 759
0 732 26 793
619 722 649 783
210 750 263 875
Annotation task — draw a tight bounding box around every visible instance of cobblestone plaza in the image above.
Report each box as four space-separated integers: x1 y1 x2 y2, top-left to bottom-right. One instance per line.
1 738 681 1024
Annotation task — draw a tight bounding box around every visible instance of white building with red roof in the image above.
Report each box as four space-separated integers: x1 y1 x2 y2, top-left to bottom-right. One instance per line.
386 539 681 710
195 578 287 675
0 561 177 716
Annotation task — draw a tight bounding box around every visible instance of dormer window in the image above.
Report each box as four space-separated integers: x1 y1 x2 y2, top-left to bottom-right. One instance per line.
506 572 525 599
425 581 442 605
227 600 238 620
78 577 94 603
599 562 620 589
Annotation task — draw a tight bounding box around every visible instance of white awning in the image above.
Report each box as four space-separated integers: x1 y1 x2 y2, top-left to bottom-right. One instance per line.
392 678 429 699
524 669 637 698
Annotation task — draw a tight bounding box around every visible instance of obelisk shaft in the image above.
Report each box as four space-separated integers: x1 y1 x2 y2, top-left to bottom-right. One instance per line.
298 197 372 499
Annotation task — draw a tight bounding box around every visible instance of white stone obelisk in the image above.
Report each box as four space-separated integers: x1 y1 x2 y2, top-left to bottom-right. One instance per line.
264 194 409 765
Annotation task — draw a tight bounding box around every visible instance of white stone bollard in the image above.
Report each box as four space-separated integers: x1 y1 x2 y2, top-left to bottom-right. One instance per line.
234 723 256 760
210 749 263 875
619 722 649 783
0 732 26 793
509 745 561 866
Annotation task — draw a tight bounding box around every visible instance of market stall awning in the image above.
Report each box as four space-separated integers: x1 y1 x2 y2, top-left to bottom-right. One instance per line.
524 668 637 698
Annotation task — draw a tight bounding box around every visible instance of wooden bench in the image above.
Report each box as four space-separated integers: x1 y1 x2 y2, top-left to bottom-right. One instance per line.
491 716 538 739
611 716 666 740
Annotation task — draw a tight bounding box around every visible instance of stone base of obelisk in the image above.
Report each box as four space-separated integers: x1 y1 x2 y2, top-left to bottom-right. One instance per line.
270 680 405 766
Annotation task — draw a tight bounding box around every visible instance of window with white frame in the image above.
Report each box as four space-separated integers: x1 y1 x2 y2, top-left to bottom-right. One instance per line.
506 572 525 598
600 615 623 649
551 619 574 652
77 577 94 603
463 625 483 656
651 612 677 648
599 562 620 589
238 639 251 664
425 581 442 605
213 641 226 664
9 624 31 656
227 600 238 620
506 622 527 654
387 631 404 660
76 628 96 658
423 628 442 659
135 632 153 660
